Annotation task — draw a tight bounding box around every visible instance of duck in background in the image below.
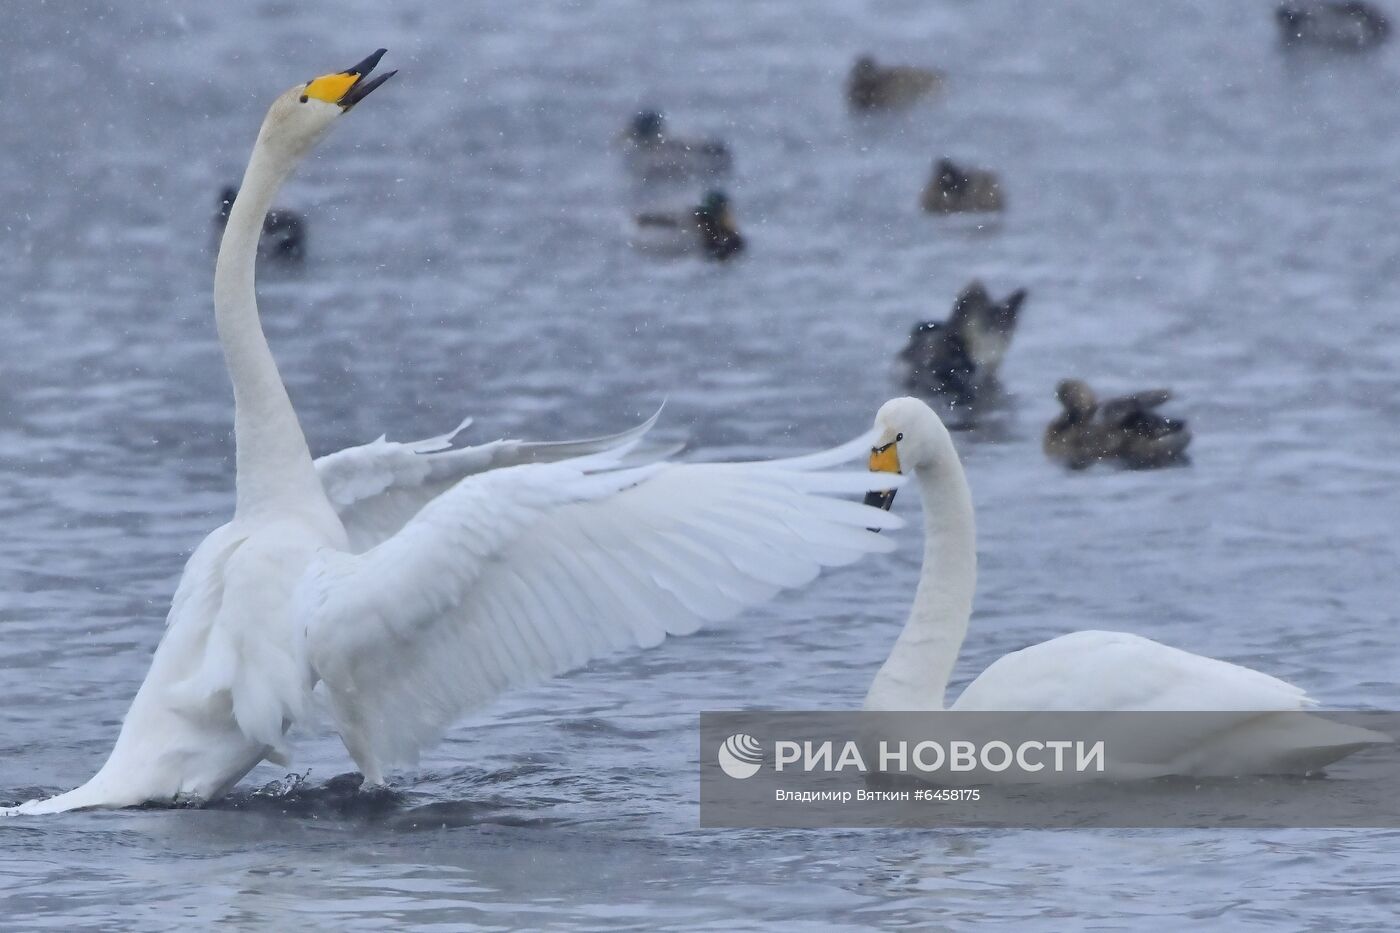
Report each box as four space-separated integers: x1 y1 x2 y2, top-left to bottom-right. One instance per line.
846 55 944 111
900 282 1028 420
618 110 733 182
921 158 1004 214
900 319 978 412
951 281 1028 383
216 186 305 262
630 190 745 261
1276 1 1390 50
1044 379 1192 470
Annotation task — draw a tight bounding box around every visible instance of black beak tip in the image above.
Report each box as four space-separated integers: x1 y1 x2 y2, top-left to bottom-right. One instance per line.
862 488 898 532
340 70 397 110
350 48 389 76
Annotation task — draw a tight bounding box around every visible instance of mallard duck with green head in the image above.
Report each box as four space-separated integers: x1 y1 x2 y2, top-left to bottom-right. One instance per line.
619 110 733 182
631 190 745 261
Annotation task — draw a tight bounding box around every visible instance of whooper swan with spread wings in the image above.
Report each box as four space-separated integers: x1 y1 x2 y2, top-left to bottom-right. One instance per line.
8 51 901 815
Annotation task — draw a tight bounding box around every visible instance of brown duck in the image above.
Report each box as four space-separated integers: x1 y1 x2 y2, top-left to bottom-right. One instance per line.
1045 379 1192 470
847 55 944 111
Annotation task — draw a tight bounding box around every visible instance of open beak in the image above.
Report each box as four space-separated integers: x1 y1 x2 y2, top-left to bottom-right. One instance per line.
863 441 902 524
304 48 397 110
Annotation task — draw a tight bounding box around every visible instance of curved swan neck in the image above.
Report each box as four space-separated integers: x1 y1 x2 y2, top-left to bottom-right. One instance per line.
214 135 321 517
865 447 977 711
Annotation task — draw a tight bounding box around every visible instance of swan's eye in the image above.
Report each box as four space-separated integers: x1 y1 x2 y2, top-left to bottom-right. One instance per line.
896 433 904 442
299 94 309 104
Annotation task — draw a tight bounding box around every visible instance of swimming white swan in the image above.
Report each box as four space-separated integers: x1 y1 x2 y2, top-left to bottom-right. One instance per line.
859 397 1388 777
6 52 905 815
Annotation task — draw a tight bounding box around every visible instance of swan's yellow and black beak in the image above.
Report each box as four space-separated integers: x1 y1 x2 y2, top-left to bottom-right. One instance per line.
302 49 397 110
864 441 902 515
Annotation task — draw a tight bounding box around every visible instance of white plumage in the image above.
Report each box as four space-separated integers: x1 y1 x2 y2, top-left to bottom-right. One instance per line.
6 54 901 815
860 397 1388 778
954 630 1311 713
305 432 898 772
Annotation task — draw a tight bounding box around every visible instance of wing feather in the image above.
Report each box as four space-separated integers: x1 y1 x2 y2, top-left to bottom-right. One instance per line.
314 409 666 552
299 430 902 770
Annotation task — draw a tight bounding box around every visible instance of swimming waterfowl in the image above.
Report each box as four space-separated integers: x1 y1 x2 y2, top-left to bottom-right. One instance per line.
900 282 1028 414
921 158 1004 214
631 190 745 261
7 51 901 816
1042 380 1116 469
859 397 1388 777
1276 1 1390 49
216 185 305 261
900 320 978 411
619 110 733 181
948 281 1027 381
1044 379 1192 470
846 55 943 111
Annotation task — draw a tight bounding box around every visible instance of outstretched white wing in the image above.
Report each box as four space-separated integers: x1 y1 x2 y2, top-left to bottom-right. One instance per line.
313 410 664 551
297 430 903 772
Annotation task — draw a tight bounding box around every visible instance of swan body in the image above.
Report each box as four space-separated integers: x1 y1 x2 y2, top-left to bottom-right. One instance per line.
847 55 943 111
860 397 1388 778
8 53 904 816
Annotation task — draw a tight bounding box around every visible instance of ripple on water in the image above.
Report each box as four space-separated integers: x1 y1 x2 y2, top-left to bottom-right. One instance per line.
4 0 1400 930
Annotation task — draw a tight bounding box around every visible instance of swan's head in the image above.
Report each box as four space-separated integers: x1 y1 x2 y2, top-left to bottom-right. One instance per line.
863 397 955 511
254 49 396 164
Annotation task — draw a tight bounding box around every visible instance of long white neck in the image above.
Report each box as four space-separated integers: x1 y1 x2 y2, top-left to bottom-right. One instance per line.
864 444 977 711
213 135 322 518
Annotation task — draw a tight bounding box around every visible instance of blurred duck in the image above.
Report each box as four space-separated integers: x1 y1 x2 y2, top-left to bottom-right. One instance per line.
619 110 733 181
921 159 1004 214
1276 1 1390 49
631 190 745 261
951 281 1028 381
900 320 977 411
900 282 1029 414
846 55 944 111
1045 379 1192 470
217 186 305 261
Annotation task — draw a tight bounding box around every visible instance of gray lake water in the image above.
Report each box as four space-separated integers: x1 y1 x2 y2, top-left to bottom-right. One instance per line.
3 0 1400 929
